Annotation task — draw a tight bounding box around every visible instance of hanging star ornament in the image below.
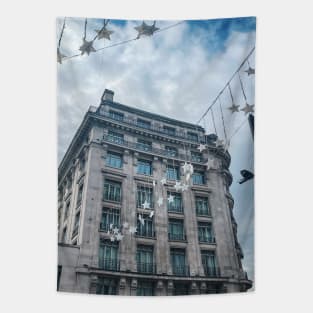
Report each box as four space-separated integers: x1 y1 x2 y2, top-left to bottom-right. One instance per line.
245 67 255 75
153 180 156 187
157 197 164 206
240 103 255 115
227 103 240 114
123 222 129 229
116 233 124 241
174 181 182 192
142 200 150 209
205 158 215 170
134 21 159 39
181 183 189 191
95 25 114 40
149 211 154 218
138 214 145 226
110 235 115 242
57 48 66 64
79 39 96 56
197 144 207 152
168 195 174 203
160 178 167 185
113 227 119 235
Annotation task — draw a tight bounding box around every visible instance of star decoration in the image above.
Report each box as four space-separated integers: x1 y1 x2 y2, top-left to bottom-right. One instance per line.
227 103 240 114
142 200 150 209
79 39 96 56
244 67 255 75
123 222 129 229
138 214 145 226
110 236 115 242
174 181 182 192
57 48 66 64
129 226 137 234
149 211 154 218
197 144 207 152
116 233 124 241
134 21 159 39
95 26 114 40
168 195 174 203
157 197 164 206
160 178 167 185
240 103 255 115
109 223 113 230
181 183 189 191
113 227 119 235
153 180 156 187
205 158 215 170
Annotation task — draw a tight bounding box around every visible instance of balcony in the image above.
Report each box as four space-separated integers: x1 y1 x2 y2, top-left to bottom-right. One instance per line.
99 110 205 143
168 233 186 241
103 135 205 163
203 266 220 277
198 236 216 244
171 265 190 276
99 258 120 271
137 262 156 274
100 223 120 232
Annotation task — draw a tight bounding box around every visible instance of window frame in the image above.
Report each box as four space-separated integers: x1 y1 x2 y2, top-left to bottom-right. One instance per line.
106 151 123 169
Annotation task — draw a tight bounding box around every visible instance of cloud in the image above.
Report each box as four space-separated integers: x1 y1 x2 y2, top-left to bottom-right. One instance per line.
57 17 255 283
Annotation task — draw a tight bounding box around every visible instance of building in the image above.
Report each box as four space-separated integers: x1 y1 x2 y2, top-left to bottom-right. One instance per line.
57 89 252 295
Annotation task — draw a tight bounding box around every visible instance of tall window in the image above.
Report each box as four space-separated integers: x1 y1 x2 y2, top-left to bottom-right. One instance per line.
80 157 86 171
100 208 120 231
64 201 70 220
108 130 124 144
187 132 198 142
103 180 121 202
77 184 83 206
96 278 117 295
137 214 154 237
136 245 154 273
72 211 80 238
191 151 202 162
192 172 205 185
99 240 119 271
137 139 152 152
198 222 214 243
165 146 177 157
136 186 153 208
195 197 210 216
109 110 124 121
163 125 176 136
167 192 183 213
137 159 152 175
201 250 218 277
137 118 151 129
106 151 123 168
168 219 185 241
167 165 180 180
171 248 188 276
136 281 154 296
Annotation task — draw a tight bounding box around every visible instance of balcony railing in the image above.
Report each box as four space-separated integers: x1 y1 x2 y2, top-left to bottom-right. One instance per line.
99 258 120 271
136 230 156 238
99 110 205 143
137 262 156 274
203 266 220 277
198 236 216 244
172 265 190 276
103 135 205 163
168 233 186 241
100 223 120 232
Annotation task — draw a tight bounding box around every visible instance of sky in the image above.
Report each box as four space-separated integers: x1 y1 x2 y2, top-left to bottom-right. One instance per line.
57 16 255 284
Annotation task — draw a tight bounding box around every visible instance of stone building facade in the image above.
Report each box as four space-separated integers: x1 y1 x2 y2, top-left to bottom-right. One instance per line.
57 89 252 296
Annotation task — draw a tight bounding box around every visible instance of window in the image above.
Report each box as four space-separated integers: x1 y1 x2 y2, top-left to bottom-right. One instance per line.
137 139 152 152
191 151 202 162
187 132 198 142
170 248 188 276
137 214 154 237
99 240 119 271
163 125 176 136
173 283 189 296
137 118 151 129
167 192 183 213
198 222 214 243
96 278 117 295
137 281 154 296
136 245 154 274
77 184 83 206
137 159 152 175
192 172 205 185
106 151 123 168
64 201 70 220
109 110 124 121
103 180 121 202
165 146 177 157
201 250 218 277
167 165 180 180
168 219 185 241
108 130 124 144
100 208 120 231
61 227 67 243
136 186 153 208
80 158 86 171
72 211 80 238
195 197 210 216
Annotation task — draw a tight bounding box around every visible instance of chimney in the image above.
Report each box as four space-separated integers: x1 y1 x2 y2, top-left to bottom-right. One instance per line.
101 89 114 102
